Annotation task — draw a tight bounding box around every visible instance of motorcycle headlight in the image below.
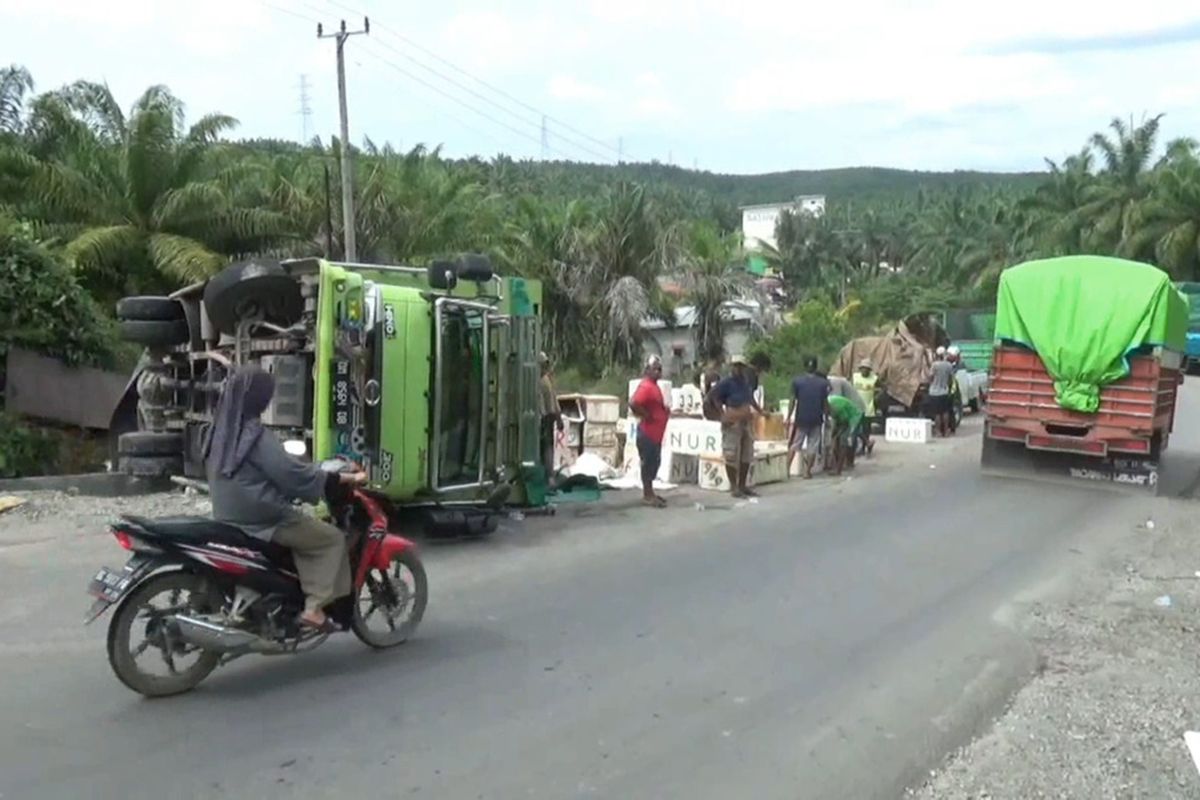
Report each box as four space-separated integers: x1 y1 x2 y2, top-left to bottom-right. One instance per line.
283 439 307 456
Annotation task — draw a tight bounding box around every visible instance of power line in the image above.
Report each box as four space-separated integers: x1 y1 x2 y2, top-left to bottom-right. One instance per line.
318 0 628 160
356 41 588 162
254 0 537 158
335 18 615 162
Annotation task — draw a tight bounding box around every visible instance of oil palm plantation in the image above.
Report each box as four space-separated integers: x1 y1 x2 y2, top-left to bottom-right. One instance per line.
5 82 291 303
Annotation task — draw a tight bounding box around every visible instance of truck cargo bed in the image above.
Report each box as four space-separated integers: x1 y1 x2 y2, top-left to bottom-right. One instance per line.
984 345 1181 457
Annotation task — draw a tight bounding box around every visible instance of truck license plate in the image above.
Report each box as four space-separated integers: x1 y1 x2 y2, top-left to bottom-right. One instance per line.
333 359 351 427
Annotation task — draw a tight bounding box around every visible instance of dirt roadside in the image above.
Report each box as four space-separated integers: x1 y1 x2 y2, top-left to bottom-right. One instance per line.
910 490 1200 799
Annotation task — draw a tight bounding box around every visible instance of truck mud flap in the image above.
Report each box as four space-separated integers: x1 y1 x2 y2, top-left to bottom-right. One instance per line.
980 436 1159 494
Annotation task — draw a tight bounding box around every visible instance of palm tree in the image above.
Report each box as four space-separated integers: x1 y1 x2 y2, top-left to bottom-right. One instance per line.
0 65 33 137
9 82 291 302
676 223 750 362
1078 114 1163 252
1124 141 1200 278
1021 148 1095 254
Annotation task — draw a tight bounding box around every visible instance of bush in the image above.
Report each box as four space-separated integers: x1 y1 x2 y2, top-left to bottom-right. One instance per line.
748 299 848 405
0 413 109 478
0 412 60 478
0 217 120 377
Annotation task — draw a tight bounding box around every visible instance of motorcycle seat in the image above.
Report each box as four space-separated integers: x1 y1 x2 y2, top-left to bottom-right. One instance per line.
121 515 290 562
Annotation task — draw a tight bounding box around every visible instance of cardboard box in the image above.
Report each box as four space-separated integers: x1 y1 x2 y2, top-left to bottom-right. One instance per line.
754 413 788 443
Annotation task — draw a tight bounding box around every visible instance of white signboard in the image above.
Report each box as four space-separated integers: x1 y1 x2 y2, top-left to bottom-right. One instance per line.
885 417 932 444
671 384 705 416
665 418 722 456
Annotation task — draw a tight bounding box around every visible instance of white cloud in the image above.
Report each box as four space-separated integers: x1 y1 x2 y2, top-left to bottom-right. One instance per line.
548 75 611 102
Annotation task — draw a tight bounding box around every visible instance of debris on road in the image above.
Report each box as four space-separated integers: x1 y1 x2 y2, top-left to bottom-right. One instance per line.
1155 594 1173 607
0 496 27 515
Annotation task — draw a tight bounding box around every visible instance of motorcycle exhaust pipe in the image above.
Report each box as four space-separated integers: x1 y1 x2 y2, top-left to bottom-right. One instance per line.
171 614 285 654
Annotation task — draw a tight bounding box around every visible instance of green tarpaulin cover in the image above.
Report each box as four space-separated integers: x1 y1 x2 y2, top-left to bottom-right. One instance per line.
994 256 1187 413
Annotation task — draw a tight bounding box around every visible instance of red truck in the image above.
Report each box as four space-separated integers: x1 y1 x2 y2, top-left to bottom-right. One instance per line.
980 256 1187 491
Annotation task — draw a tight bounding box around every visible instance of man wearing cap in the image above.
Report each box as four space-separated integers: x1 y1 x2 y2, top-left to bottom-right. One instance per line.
629 355 671 508
538 353 563 486
707 355 757 498
852 359 878 455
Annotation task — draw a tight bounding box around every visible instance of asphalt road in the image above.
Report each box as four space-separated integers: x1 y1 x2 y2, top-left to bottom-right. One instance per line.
1 395 1188 800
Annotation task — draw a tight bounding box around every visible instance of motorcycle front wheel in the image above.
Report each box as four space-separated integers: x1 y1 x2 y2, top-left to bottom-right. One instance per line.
352 550 428 649
106 571 221 697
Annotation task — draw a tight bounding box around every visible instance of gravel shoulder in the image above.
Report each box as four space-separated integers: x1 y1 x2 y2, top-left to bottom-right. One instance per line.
910 491 1200 799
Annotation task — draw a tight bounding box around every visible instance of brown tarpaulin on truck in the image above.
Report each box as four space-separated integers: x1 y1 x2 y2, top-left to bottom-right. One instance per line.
831 317 947 408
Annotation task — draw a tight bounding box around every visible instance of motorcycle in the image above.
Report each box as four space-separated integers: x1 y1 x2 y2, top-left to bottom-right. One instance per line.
84 461 427 697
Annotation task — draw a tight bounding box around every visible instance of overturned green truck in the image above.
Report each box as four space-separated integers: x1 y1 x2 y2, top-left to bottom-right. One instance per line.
109 256 546 530
981 255 1186 491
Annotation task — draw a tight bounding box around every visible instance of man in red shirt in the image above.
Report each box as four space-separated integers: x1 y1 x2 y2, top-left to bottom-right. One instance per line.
629 355 671 508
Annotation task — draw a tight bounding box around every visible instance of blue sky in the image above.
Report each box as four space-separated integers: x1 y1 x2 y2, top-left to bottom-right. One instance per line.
5 0 1200 175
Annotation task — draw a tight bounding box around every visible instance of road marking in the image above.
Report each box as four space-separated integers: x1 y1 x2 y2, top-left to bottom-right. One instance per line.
1183 731 1200 776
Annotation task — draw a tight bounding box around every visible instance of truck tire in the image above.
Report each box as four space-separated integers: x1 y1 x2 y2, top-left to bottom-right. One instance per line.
118 431 183 457
120 455 183 478
116 296 183 322
203 259 302 337
118 319 189 347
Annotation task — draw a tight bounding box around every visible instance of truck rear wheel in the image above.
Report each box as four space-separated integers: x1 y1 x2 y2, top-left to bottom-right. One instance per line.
118 432 183 457
119 319 189 347
120 455 183 478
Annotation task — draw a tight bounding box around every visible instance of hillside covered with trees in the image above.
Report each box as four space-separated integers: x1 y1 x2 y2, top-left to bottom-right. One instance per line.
3 62 1200 401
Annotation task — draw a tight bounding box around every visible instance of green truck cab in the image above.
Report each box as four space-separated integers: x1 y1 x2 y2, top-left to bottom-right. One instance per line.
109 255 546 522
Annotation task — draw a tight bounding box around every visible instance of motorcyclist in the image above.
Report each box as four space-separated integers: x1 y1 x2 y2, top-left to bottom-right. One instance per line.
204 365 366 632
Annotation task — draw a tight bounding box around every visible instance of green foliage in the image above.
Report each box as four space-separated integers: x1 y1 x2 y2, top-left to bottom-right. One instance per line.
0 412 108 478
0 412 60 478
0 215 118 372
748 299 848 402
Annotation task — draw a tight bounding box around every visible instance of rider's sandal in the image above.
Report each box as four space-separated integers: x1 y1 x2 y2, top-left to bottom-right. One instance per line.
298 614 338 634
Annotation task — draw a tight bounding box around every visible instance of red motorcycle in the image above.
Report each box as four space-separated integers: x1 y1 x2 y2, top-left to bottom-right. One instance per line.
85 463 427 697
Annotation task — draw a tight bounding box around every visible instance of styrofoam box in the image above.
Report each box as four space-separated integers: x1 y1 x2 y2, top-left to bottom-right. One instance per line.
583 421 619 447
580 395 621 424
885 417 932 444
698 455 731 492
670 453 699 485
750 451 789 486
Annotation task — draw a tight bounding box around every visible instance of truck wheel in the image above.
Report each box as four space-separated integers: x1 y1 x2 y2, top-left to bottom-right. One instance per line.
116 296 183 322
118 431 183 457
119 319 189 347
120 455 182 478
203 259 302 336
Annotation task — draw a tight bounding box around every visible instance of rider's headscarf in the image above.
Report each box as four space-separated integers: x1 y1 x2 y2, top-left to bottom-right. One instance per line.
203 365 275 477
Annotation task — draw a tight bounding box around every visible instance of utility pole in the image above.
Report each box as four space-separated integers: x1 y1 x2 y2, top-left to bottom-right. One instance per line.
617 136 624 163
540 115 549 160
318 17 369 261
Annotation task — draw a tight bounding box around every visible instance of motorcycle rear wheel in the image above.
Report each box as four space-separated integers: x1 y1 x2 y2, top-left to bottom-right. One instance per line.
107 571 221 697
351 551 427 649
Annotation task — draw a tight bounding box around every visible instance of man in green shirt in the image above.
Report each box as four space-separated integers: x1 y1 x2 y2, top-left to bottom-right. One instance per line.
827 394 863 476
